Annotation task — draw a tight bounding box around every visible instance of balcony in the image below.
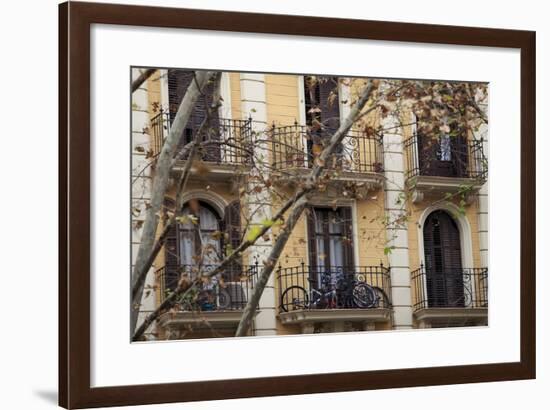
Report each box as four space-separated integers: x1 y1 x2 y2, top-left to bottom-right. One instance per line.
270 123 384 189
404 133 487 203
150 110 253 180
156 264 259 337
276 264 392 332
411 266 488 328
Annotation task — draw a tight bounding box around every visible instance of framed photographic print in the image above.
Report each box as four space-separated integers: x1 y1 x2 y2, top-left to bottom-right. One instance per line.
59 1 536 408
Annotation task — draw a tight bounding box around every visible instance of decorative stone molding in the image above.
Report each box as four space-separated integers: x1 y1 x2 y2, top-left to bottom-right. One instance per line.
411 189 424 204
178 189 228 218
408 175 484 204
416 202 475 271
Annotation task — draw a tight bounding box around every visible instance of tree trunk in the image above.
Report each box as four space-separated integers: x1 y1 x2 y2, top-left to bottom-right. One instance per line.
132 68 156 93
130 71 214 335
234 80 374 337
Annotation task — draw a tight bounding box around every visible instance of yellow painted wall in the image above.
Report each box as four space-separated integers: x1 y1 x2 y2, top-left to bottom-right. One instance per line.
265 74 301 126
146 71 163 156
229 72 243 120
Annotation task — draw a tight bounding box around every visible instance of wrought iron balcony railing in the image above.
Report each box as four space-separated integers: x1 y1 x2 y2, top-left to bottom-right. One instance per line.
411 266 488 311
150 109 253 166
404 132 487 180
156 264 259 312
277 264 392 313
270 123 384 174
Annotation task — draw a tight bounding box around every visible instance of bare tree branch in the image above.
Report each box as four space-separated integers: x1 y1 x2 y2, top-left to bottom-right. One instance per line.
466 84 488 124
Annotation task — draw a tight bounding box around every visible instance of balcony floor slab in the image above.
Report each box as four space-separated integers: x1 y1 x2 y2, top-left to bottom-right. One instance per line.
414 307 488 327
279 308 391 325
159 310 252 330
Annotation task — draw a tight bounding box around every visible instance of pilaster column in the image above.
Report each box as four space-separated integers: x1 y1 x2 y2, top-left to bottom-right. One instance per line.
240 74 277 336
382 115 413 330
477 117 489 268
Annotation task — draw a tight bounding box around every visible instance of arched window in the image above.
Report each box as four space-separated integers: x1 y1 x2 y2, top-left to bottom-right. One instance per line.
423 210 465 307
163 199 242 291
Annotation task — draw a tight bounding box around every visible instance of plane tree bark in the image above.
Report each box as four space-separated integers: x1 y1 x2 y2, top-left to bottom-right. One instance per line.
234 80 375 337
130 70 215 335
132 68 157 93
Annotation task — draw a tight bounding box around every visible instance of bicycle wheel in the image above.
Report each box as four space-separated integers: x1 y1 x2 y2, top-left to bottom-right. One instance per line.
352 283 377 308
280 286 309 312
217 288 232 310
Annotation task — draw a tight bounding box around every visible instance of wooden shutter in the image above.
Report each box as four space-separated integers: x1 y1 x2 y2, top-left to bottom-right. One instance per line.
423 211 464 307
223 200 242 280
164 223 179 292
417 132 442 176
318 77 340 131
304 76 321 126
167 69 220 161
304 76 341 131
452 134 469 178
306 207 318 270
304 76 342 168
340 207 354 269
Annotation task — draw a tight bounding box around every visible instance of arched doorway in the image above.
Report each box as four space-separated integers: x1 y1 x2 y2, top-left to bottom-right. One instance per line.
423 210 465 307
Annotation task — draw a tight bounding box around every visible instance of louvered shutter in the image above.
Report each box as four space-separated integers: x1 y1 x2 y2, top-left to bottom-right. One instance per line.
452 134 469 178
223 200 242 281
424 212 446 307
318 77 340 131
199 77 221 162
417 132 441 176
306 208 319 287
438 213 464 307
164 223 180 292
168 70 194 156
167 69 220 161
340 207 354 270
304 77 320 168
304 76 342 167
423 211 464 307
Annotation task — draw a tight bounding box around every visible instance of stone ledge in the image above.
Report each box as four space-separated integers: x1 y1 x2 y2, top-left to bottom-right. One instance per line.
158 310 255 330
171 161 250 181
273 167 384 189
279 308 392 325
414 307 488 327
407 175 485 203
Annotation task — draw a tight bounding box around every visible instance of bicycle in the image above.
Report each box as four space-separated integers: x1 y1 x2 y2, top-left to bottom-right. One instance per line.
280 271 382 312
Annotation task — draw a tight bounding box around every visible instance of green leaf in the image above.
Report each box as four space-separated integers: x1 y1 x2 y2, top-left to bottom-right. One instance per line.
384 246 395 255
246 225 263 242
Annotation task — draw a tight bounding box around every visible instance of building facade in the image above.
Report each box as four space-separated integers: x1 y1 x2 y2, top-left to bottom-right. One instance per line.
131 68 488 340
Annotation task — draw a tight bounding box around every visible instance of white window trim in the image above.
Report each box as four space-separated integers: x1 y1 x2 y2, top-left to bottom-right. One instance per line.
219 72 233 120
178 189 228 218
